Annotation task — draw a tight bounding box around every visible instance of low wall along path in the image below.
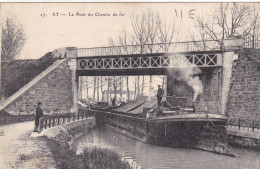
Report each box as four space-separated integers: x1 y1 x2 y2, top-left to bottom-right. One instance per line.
39 117 96 147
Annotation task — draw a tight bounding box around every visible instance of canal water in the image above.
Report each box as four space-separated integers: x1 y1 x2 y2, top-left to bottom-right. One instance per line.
72 126 260 169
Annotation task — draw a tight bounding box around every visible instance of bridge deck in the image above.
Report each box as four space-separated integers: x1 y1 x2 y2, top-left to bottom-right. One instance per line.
74 38 244 70
77 40 225 57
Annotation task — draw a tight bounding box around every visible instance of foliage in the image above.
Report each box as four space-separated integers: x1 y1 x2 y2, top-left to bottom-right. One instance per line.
44 137 84 169
192 3 260 46
45 137 132 169
0 110 34 127
82 147 132 169
1 17 26 62
1 52 57 98
109 8 179 52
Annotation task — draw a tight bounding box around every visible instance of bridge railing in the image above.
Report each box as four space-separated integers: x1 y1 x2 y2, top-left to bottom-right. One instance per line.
39 111 88 131
77 40 224 57
227 118 260 132
244 33 260 49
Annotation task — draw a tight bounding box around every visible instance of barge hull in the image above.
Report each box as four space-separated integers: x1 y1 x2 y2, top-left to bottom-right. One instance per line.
83 109 236 156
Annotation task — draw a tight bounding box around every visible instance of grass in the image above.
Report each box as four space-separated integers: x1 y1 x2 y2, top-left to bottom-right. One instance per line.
43 137 84 169
82 147 132 169
44 137 132 169
0 110 34 127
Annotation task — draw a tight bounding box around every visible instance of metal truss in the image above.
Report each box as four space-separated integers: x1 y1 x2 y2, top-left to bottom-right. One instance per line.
78 54 221 70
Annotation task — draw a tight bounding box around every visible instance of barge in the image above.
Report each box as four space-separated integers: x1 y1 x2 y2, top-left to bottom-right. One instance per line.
84 97 238 157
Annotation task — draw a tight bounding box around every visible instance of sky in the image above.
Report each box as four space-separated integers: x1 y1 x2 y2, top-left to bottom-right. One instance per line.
0 2 222 60
1 2 259 59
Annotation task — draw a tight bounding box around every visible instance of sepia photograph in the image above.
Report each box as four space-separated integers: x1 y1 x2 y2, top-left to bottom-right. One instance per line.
0 2 260 169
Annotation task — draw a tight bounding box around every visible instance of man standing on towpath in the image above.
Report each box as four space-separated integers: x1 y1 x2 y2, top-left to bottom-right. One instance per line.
34 102 43 132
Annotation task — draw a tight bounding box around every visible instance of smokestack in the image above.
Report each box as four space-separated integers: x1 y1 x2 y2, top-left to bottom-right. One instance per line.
179 67 203 101
169 67 203 102
166 53 204 102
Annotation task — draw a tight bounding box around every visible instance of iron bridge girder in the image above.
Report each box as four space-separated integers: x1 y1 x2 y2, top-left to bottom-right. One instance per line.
77 53 222 70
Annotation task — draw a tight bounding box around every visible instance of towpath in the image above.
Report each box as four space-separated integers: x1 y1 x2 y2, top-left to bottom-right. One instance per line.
0 121 57 169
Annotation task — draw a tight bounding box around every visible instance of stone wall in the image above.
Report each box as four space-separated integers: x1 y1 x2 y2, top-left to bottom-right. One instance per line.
226 49 260 120
228 129 260 149
40 117 96 147
4 59 73 115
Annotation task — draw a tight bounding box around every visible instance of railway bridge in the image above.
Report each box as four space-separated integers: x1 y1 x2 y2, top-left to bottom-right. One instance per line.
0 36 244 116
68 36 243 115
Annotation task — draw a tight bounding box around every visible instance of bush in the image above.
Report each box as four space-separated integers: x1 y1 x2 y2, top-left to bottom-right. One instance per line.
44 137 84 169
1 52 58 98
0 110 34 126
44 137 132 169
82 147 132 169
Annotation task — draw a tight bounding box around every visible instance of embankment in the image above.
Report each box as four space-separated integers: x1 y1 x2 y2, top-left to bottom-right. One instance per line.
40 117 96 148
39 118 96 169
39 117 132 169
228 129 260 150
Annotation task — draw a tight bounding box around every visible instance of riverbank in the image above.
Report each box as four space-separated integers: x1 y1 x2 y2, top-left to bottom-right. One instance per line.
45 137 132 169
40 117 132 169
0 110 34 127
228 128 260 150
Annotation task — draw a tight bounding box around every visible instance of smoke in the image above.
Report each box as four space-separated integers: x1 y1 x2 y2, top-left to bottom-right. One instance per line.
175 67 203 102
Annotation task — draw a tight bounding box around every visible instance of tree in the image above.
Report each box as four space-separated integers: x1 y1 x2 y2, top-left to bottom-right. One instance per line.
1 17 26 99
141 76 148 97
78 76 83 99
84 76 91 102
148 75 153 100
137 75 140 98
100 77 104 101
107 9 180 101
112 76 118 101
133 76 137 100
157 16 181 52
126 76 130 101
108 8 180 56
1 17 26 62
119 76 123 98
93 77 96 102
96 77 100 102
192 3 260 49
130 9 161 54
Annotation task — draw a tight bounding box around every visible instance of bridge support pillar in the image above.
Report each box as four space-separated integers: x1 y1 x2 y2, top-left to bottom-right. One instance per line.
67 47 78 114
220 51 238 115
220 36 243 115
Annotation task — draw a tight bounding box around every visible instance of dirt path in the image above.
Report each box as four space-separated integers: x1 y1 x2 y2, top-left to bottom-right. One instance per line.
0 121 57 169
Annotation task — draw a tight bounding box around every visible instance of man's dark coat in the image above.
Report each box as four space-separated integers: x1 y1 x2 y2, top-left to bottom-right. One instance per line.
35 106 43 125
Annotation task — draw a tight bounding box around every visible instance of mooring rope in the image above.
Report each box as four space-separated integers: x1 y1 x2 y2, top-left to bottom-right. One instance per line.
204 112 216 127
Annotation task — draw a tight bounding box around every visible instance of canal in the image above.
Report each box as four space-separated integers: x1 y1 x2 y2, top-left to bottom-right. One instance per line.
72 126 260 169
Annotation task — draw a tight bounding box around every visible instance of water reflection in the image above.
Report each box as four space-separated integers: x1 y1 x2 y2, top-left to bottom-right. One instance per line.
72 127 260 169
